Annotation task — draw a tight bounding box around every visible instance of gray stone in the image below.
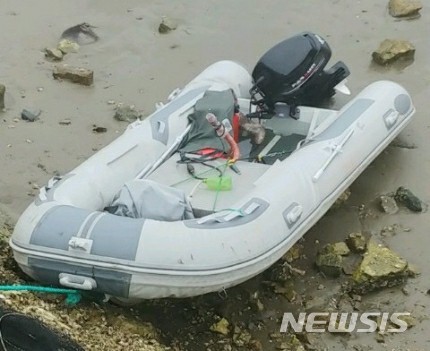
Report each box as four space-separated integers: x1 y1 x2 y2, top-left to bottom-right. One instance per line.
53 65 93 86
158 17 178 34
379 195 399 214
315 250 343 278
372 39 415 65
345 233 367 253
388 0 422 18
114 105 141 122
21 109 41 122
92 125 107 133
395 186 422 212
0 84 5 109
45 48 63 61
342 255 363 275
352 241 409 294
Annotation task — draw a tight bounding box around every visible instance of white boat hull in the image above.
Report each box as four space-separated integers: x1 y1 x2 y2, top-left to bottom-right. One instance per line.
10 61 415 300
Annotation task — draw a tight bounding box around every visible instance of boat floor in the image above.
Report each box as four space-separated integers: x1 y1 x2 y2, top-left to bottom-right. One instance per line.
147 131 307 212
147 154 270 212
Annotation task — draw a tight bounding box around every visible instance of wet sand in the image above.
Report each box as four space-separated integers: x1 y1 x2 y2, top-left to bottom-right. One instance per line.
1 0 429 350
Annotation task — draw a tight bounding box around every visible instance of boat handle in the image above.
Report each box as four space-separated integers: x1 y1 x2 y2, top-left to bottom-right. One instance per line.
167 88 182 102
286 205 303 225
59 273 97 291
383 109 399 129
38 176 62 201
157 120 166 133
313 129 354 182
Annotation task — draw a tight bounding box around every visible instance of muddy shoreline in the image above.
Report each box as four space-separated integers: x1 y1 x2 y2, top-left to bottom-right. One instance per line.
1 1 429 350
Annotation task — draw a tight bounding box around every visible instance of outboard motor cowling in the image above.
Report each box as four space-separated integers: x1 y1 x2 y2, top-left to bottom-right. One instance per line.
250 32 350 118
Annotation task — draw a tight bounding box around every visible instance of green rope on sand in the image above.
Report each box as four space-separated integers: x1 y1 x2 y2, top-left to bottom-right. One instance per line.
0 285 82 306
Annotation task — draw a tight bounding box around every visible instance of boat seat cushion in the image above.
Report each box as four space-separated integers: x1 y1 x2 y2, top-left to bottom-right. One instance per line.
179 89 236 153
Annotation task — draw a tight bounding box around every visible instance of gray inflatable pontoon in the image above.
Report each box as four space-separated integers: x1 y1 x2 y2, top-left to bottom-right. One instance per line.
10 61 415 302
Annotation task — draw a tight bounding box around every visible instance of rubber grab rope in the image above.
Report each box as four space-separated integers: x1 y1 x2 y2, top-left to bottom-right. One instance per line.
0 285 81 306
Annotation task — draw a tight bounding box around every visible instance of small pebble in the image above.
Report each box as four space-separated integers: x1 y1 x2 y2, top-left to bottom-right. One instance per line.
21 109 41 122
59 119 72 126
92 125 107 133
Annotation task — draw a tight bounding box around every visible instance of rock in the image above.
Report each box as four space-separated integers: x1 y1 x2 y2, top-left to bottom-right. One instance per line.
395 186 422 212
0 84 5 109
352 241 409 294
92 125 107 133
388 0 422 17
274 282 298 302
53 64 93 86
345 233 367 253
342 255 363 275
210 318 230 335
282 243 303 263
59 119 71 125
114 105 141 122
158 17 178 34
315 251 343 278
45 48 63 61
57 39 80 54
397 314 418 328
321 242 351 256
267 262 292 282
232 326 252 347
21 109 41 122
372 39 415 65
379 195 399 214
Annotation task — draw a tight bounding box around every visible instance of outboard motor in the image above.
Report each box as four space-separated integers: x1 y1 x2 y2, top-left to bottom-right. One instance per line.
250 32 350 119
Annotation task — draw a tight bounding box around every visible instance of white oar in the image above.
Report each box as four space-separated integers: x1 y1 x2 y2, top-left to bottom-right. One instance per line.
136 124 192 179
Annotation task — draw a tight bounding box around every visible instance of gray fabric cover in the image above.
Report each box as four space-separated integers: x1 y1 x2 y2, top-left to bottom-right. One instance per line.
109 179 194 220
179 89 236 153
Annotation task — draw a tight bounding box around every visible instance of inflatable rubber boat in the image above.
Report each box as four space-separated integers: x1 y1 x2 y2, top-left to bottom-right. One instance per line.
10 34 415 302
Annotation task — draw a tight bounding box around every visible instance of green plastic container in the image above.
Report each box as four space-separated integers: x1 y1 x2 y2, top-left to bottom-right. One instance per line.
204 175 232 191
